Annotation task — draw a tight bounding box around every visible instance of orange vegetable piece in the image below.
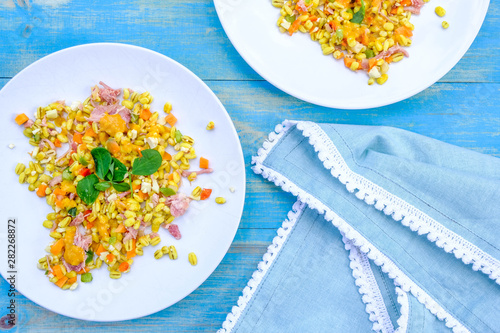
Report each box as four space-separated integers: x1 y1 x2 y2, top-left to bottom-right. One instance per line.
162 152 172 161
106 253 115 262
140 108 152 120
85 127 97 138
199 157 209 169
106 139 121 155
50 239 65 256
127 251 136 259
73 132 83 144
165 114 177 126
288 19 301 36
52 265 64 279
63 226 85 266
67 277 77 285
36 184 47 197
15 113 29 125
118 262 129 272
54 138 62 148
95 244 106 256
344 57 355 68
53 188 66 196
115 224 126 233
55 276 68 288
395 26 413 38
99 114 127 137
200 188 212 201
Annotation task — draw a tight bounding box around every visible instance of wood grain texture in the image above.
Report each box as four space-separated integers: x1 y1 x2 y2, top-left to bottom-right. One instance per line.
0 0 498 331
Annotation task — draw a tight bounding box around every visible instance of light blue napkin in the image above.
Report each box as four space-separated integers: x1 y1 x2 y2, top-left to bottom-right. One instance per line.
219 121 500 333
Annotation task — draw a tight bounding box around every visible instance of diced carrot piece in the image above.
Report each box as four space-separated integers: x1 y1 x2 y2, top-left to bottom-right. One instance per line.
165 114 177 126
199 157 209 169
344 57 355 68
118 262 129 272
115 224 126 233
36 184 48 197
77 267 89 274
55 276 68 288
73 132 83 144
138 191 149 200
132 183 141 191
54 138 62 148
15 113 29 125
53 188 66 196
107 139 120 155
51 239 65 256
168 173 174 181
85 127 97 138
127 251 136 259
95 244 106 256
386 56 394 64
52 265 64 279
140 109 152 120
106 253 115 262
288 19 301 36
162 152 172 161
85 221 94 230
67 277 77 285
200 188 212 200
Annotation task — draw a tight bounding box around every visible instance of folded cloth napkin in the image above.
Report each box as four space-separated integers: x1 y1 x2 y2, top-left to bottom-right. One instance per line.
219 121 500 333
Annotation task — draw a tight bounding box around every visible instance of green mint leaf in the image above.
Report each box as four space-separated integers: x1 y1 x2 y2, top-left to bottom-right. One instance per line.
350 0 365 24
85 250 94 265
68 207 77 217
112 182 130 192
131 149 162 176
111 158 127 182
91 147 112 180
94 182 112 191
76 174 100 205
160 187 176 197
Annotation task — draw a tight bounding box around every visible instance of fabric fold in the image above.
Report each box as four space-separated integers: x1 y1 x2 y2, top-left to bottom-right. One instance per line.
220 121 500 333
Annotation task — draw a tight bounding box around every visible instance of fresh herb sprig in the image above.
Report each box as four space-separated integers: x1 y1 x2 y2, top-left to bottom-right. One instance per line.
350 0 366 24
76 147 162 205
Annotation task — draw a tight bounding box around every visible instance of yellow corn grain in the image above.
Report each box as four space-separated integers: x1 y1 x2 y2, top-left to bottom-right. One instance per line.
168 245 178 260
43 220 53 229
188 252 197 266
110 271 122 279
442 21 449 29
150 236 161 246
435 6 446 17
377 74 389 85
154 249 163 259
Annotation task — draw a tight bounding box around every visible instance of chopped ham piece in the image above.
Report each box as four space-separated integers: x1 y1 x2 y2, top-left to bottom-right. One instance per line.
98 81 121 104
69 212 84 226
151 193 159 207
118 191 131 198
73 228 92 251
69 193 76 200
116 107 131 123
40 116 47 127
165 193 191 217
374 45 409 60
405 0 424 14
149 232 159 239
181 168 213 177
48 175 62 187
39 138 56 150
24 119 34 128
166 224 181 240
123 226 138 243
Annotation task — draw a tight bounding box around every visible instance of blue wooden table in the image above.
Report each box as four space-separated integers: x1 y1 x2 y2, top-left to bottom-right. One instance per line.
0 1 498 331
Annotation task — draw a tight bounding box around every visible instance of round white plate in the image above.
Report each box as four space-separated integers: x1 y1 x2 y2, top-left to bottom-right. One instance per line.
214 0 489 109
0 43 245 321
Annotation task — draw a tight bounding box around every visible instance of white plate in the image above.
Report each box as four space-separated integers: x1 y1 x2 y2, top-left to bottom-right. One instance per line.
0 43 245 321
214 0 489 109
